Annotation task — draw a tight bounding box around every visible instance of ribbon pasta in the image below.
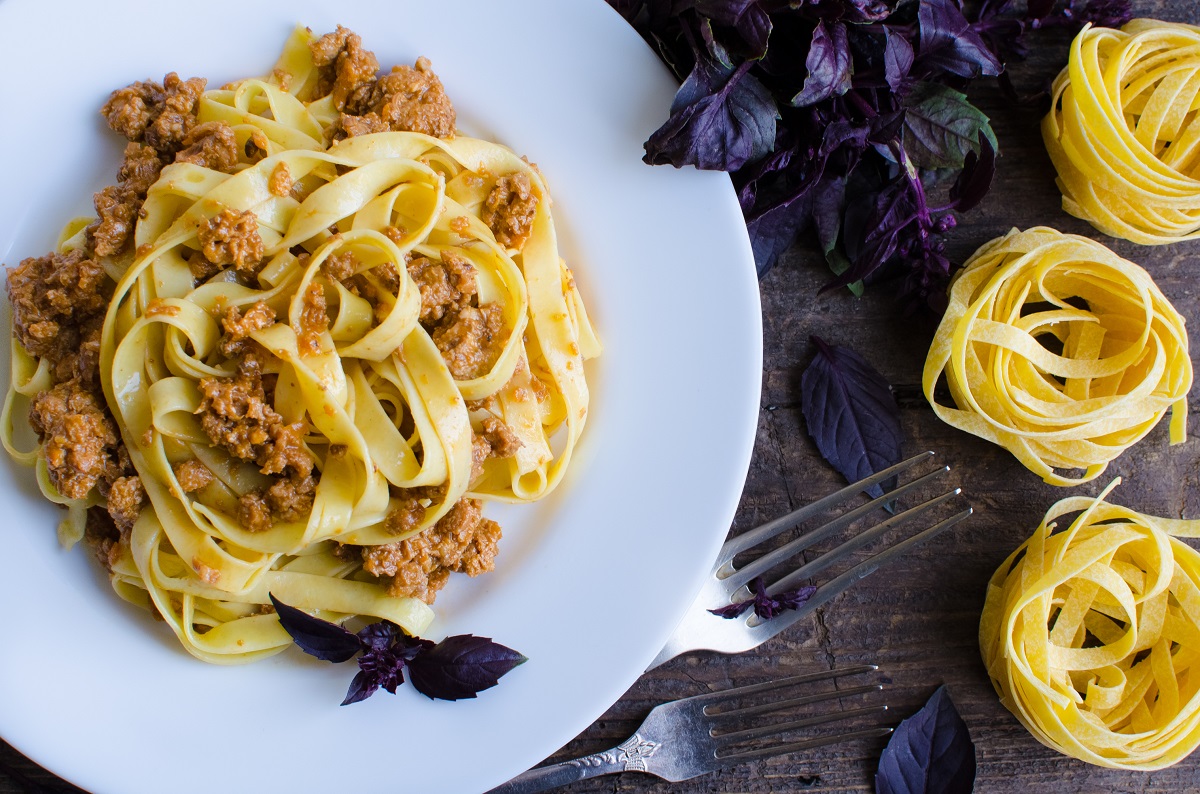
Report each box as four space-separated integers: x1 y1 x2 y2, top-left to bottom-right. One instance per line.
980 479 1200 770
3 28 599 663
923 227 1191 486
1043 19 1200 244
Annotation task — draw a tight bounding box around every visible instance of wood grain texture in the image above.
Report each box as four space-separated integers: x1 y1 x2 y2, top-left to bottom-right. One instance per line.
4 2 1200 791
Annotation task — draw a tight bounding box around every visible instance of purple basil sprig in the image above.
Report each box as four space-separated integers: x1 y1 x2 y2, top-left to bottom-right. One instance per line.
709 576 818 620
269 594 526 705
610 0 1122 308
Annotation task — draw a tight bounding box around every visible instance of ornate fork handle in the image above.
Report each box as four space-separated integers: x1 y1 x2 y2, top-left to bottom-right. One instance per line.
485 734 662 793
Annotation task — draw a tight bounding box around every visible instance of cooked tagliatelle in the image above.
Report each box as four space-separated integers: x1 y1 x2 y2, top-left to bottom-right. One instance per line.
1044 19 1200 244
980 480 1200 770
1 27 599 663
923 227 1190 486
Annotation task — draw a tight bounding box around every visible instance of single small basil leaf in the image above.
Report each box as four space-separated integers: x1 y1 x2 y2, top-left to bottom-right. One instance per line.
916 0 1002 79
901 82 997 170
644 50 778 171
269 593 362 663
800 336 903 499
948 133 996 213
875 685 976 794
812 175 848 257
341 668 382 706
792 21 854 107
408 635 528 701
834 174 917 289
883 27 914 93
699 16 735 69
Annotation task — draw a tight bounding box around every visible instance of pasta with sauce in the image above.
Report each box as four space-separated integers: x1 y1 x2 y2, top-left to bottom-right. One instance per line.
1 26 599 663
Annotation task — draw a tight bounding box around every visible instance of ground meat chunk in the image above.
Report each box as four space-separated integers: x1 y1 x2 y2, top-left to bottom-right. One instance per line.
92 185 139 256
407 251 477 326
219 301 276 357
7 250 110 361
196 364 313 478
116 142 165 195
383 496 427 537
107 475 146 533
101 80 163 141
298 282 329 355
432 303 506 380
269 162 293 197
173 459 213 493
175 121 239 172
103 74 207 155
361 498 501 603
52 317 103 389
264 474 317 522
144 73 207 153
366 58 455 138
197 208 264 272
237 492 273 532
309 26 379 111
27 381 119 500
320 251 357 282
334 112 390 139
482 173 538 250
471 416 522 483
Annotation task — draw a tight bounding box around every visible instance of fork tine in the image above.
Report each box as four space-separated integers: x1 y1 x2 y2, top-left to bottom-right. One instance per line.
718 451 935 560
705 683 882 720
722 468 953 592
712 704 889 745
688 665 878 708
717 727 895 761
745 508 973 640
763 488 962 596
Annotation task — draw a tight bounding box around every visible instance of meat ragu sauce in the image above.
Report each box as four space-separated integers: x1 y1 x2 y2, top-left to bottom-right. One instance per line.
5 26 543 606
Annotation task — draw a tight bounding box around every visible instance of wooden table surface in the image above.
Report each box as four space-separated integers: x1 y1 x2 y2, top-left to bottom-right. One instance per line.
5 2 1200 792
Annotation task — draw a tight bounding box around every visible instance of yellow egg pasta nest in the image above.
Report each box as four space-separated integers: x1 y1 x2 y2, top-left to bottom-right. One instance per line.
980 480 1200 770
922 227 1191 486
1043 19 1200 244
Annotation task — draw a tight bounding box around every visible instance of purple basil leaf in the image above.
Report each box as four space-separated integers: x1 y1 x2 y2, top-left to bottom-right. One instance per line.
778 585 818 611
408 635 528 701
948 133 996 212
835 173 917 289
644 46 778 171
792 21 854 107
694 0 773 58
875 685 976 794
901 82 998 170
269 593 363 663
812 175 848 256
883 27 915 93
747 194 813 276
800 336 902 499
917 0 1002 79
341 668 383 706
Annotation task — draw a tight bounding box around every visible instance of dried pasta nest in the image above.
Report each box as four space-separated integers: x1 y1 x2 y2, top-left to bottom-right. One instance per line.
922 227 1191 486
1043 19 1200 244
980 480 1200 770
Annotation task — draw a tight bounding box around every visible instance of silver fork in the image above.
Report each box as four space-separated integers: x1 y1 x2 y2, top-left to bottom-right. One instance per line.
486 666 890 793
649 451 972 669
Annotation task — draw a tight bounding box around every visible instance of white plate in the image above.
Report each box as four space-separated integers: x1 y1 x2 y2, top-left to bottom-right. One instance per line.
0 1 761 792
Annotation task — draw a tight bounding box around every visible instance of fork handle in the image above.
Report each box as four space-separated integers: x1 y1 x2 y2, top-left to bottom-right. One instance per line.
484 743 634 793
